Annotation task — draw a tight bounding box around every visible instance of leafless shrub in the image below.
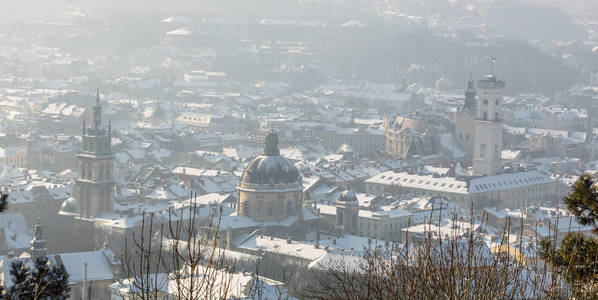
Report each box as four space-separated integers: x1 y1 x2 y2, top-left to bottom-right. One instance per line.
304 205 570 300
119 192 236 300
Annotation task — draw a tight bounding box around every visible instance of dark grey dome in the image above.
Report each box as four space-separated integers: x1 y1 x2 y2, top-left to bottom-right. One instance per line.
241 131 301 185
339 190 357 202
241 155 301 185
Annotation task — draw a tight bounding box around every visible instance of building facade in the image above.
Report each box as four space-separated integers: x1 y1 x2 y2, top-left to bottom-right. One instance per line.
454 78 477 155
384 116 438 159
74 92 115 218
473 75 505 176
365 170 560 210
237 132 303 223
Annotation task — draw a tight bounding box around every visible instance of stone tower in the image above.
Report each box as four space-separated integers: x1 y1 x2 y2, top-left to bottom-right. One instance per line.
75 90 115 218
464 76 477 111
335 190 359 236
473 75 505 176
455 77 478 154
30 218 47 259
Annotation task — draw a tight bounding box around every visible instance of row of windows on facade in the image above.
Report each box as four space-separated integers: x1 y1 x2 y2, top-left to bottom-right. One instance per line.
481 111 500 121
83 140 110 153
79 162 113 180
79 188 111 216
482 99 500 105
367 183 556 198
359 222 408 241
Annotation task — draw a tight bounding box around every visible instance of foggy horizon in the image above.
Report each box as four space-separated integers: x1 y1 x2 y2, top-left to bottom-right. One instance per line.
0 0 596 299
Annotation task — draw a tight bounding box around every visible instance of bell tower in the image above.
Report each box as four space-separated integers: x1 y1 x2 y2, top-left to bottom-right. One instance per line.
473 75 505 176
30 217 47 259
75 90 115 218
464 75 477 111
335 190 359 236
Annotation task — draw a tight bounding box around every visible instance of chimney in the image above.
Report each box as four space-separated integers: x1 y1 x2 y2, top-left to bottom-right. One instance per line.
368 238 372 248
315 242 319 249
286 239 292 244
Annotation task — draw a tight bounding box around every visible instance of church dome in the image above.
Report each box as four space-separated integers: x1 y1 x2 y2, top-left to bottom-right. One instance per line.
59 197 77 214
338 190 357 202
240 132 301 185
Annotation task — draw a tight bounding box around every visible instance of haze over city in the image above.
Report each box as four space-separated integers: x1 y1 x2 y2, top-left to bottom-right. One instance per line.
0 0 597 299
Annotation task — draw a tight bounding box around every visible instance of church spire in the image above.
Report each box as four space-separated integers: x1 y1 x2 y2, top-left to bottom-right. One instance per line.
463 75 477 111
93 89 102 130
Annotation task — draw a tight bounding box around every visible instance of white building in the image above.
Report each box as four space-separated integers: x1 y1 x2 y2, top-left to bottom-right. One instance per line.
365 170 558 210
473 75 505 176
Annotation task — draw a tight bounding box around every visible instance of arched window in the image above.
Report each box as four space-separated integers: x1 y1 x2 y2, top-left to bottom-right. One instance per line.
85 188 91 217
105 162 111 179
99 163 104 180
80 162 85 179
99 188 105 212
86 163 92 180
